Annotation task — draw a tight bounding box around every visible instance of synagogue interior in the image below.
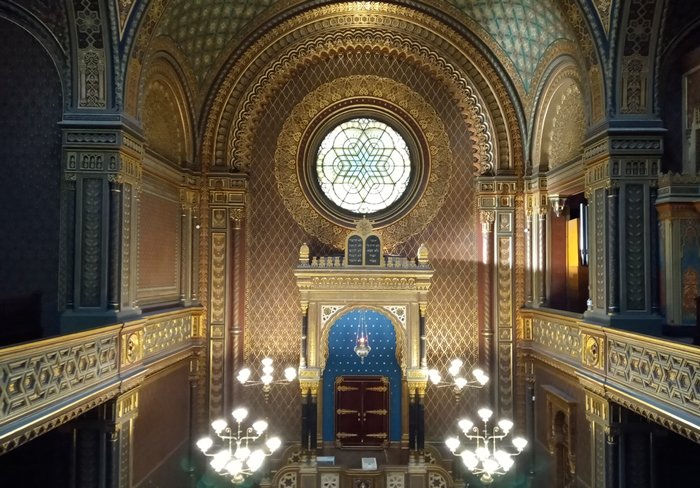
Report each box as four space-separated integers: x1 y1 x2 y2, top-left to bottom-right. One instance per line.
2 0 700 487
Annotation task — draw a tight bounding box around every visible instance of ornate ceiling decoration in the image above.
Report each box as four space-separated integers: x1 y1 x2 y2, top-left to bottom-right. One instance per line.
202 2 526 178
445 0 575 92
275 75 452 248
156 0 276 84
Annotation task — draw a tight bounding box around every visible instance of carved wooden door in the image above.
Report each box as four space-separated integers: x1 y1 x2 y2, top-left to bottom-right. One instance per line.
335 376 389 448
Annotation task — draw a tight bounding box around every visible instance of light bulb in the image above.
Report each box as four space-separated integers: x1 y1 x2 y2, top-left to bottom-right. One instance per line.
261 374 273 385
473 369 489 385
211 419 227 434
445 436 460 452
483 458 499 474
498 419 514 432
266 436 282 452
477 408 493 422
262 365 274 375
512 436 528 451
448 365 460 377
237 368 251 384
429 370 441 385
211 450 231 472
261 357 273 367
284 367 297 382
450 358 464 369
475 446 490 460
234 446 251 460
196 437 213 452
232 408 248 423
454 377 468 390
458 419 473 433
461 450 479 471
252 420 268 434
501 456 515 471
247 449 266 471
225 459 243 476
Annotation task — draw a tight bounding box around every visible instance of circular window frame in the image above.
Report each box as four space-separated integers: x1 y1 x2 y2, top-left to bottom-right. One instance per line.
299 99 430 229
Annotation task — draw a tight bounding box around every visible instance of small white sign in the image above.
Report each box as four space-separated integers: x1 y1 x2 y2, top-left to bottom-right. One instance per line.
317 456 335 465
361 457 378 470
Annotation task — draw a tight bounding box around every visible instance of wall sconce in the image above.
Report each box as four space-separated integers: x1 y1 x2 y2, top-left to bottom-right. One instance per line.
549 195 567 217
428 359 489 402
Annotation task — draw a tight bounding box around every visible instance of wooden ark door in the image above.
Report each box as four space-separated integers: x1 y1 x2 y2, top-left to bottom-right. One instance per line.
335 376 389 448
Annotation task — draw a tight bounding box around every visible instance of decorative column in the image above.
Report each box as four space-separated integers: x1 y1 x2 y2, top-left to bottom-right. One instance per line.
207 174 247 421
110 389 139 488
179 184 200 307
583 131 663 332
524 207 533 305
227 207 246 411
406 384 427 464
584 388 618 488
299 368 320 458
61 123 143 331
477 176 518 419
480 210 495 405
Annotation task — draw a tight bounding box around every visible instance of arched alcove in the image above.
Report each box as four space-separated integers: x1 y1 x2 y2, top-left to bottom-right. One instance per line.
323 308 403 445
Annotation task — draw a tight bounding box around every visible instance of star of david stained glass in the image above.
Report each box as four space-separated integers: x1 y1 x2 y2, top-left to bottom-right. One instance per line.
316 118 411 214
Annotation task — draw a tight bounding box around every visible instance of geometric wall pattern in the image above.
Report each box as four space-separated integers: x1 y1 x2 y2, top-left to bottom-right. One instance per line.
243 49 479 443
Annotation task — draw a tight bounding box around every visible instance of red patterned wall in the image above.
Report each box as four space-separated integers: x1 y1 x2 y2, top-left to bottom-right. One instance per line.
138 184 180 303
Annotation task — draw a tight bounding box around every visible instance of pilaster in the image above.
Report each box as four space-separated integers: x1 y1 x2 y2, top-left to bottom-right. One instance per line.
179 181 200 307
60 122 143 331
477 176 517 418
584 388 617 488
206 174 247 421
524 177 549 308
583 130 663 333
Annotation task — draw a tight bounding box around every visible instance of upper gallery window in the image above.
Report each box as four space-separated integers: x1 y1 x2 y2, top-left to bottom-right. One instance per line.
315 118 411 214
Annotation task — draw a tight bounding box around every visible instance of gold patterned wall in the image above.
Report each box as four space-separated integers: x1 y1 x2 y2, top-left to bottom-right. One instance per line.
242 49 478 441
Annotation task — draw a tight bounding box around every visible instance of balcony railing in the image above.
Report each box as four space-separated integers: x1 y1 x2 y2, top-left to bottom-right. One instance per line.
522 308 700 442
0 307 204 453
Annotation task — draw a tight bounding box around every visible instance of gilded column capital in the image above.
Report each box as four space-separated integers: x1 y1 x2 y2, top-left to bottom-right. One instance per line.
480 210 495 232
230 207 245 229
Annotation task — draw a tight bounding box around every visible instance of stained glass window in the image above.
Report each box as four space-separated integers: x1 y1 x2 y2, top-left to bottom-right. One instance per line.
316 118 411 214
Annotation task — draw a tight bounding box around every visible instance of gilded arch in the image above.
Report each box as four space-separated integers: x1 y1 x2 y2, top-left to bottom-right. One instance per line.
319 305 407 373
141 53 195 166
531 59 586 173
201 2 524 177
